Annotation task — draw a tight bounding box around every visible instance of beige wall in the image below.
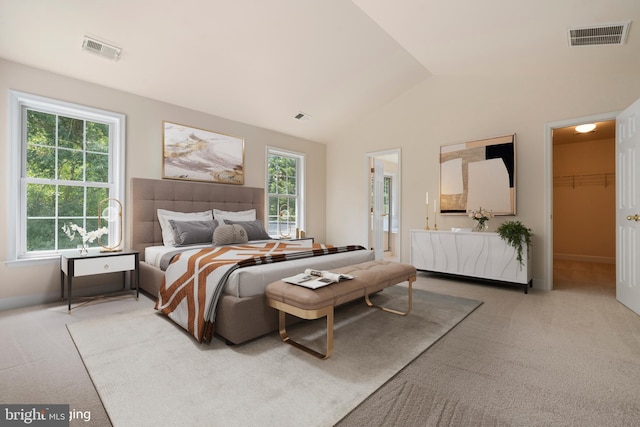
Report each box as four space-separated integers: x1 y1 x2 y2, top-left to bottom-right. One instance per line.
326 74 640 289
0 59 326 309
553 138 615 262
3 58 640 305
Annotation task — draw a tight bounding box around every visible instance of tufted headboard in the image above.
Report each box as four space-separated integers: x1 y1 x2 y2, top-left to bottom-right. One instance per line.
130 178 264 260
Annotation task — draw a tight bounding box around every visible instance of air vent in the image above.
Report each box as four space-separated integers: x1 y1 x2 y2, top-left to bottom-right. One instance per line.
568 22 631 47
294 112 312 122
82 36 121 60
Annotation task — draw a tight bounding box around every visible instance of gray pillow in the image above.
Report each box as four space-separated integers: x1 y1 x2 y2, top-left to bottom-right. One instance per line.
223 219 271 241
213 224 249 246
169 219 218 246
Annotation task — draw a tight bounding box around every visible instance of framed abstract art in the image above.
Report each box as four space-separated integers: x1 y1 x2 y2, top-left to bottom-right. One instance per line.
439 134 516 215
162 121 245 185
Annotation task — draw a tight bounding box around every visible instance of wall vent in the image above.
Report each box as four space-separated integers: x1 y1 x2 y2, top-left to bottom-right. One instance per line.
82 36 121 60
568 22 631 47
294 112 312 122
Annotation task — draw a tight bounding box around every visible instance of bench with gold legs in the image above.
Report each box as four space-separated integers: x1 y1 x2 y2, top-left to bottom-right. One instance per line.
265 260 416 359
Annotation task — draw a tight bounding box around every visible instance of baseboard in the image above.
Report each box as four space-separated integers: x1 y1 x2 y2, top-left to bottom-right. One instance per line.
0 282 132 312
553 253 615 264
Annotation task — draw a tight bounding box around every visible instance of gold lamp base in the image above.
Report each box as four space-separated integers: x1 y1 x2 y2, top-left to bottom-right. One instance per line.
98 198 123 252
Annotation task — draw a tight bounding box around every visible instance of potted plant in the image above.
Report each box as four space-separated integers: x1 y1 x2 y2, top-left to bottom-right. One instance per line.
496 220 533 269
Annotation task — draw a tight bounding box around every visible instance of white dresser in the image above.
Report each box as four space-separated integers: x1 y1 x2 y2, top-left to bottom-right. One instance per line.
410 230 532 293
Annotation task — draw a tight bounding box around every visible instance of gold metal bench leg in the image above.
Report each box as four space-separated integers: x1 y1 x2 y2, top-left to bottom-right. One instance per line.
277 306 334 360
365 276 414 316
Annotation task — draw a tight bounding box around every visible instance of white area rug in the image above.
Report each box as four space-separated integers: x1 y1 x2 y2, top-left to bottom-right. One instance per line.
67 287 481 427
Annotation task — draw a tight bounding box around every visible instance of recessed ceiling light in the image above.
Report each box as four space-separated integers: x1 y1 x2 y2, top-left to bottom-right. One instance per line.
576 123 597 133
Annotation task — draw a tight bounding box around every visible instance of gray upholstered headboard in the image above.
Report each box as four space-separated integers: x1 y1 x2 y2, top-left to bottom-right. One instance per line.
130 178 264 260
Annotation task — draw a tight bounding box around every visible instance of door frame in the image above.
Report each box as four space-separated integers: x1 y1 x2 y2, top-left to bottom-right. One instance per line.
544 111 619 290
366 148 402 261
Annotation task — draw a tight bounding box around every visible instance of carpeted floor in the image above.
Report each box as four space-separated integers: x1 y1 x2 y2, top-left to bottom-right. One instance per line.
0 293 150 427
66 287 480 427
1 263 639 426
339 263 640 426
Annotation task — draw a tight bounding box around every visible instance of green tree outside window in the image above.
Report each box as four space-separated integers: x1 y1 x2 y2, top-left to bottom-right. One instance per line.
267 150 303 238
25 109 111 252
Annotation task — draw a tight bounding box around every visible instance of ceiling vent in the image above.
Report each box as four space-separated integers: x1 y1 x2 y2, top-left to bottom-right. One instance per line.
294 112 312 122
568 22 631 47
82 36 121 60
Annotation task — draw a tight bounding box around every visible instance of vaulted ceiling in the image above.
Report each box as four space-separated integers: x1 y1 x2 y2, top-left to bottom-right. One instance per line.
1 0 638 142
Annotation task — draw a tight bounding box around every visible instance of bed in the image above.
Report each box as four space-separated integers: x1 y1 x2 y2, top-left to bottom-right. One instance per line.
131 178 374 344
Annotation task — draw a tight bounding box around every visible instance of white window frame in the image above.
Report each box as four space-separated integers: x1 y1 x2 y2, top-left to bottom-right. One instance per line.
7 91 125 264
265 146 306 238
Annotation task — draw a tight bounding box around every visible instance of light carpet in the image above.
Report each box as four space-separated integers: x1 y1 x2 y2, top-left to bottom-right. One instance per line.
67 287 481 427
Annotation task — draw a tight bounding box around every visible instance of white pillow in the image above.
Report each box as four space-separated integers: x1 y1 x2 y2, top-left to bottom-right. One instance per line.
157 209 213 246
213 208 256 223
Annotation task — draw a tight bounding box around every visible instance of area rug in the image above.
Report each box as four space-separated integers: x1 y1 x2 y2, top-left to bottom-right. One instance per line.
67 287 481 427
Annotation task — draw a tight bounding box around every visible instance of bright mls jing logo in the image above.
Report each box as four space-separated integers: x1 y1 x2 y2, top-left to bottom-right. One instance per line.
1 405 69 426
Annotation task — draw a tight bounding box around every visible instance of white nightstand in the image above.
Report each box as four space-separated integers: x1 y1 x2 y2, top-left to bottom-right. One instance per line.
60 249 140 312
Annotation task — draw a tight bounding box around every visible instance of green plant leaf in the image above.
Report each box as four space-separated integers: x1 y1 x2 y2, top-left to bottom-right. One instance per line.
496 221 533 269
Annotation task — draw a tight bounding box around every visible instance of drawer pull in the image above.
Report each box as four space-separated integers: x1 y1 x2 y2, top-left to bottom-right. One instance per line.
104 264 109 270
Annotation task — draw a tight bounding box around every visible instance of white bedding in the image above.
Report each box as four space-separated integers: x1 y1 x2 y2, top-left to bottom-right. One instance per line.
144 239 312 268
143 244 209 268
145 240 373 298
224 250 375 298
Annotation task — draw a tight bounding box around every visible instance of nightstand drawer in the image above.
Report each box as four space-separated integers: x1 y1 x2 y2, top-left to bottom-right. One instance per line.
73 254 136 277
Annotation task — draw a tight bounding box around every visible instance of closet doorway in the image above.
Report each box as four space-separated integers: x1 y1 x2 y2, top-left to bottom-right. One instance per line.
551 119 616 293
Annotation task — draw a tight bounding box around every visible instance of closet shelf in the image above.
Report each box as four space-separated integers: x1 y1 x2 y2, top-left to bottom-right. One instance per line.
553 172 615 189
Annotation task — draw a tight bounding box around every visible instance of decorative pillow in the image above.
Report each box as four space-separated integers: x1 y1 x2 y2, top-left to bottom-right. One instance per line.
223 219 271 241
157 209 213 246
213 208 256 223
169 219 218 246
213 224 249 246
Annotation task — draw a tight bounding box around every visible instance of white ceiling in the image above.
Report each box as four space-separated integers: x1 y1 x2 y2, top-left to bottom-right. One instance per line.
1 1 639 143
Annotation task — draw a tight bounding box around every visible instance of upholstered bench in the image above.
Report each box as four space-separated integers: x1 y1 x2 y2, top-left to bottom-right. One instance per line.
265 260 416 359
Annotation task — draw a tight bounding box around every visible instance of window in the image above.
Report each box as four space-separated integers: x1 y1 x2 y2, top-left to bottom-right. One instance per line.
266 148 305 238
8 91 125 261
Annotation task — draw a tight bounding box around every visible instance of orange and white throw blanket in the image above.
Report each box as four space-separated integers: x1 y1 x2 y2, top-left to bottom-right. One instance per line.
155 241 365 342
